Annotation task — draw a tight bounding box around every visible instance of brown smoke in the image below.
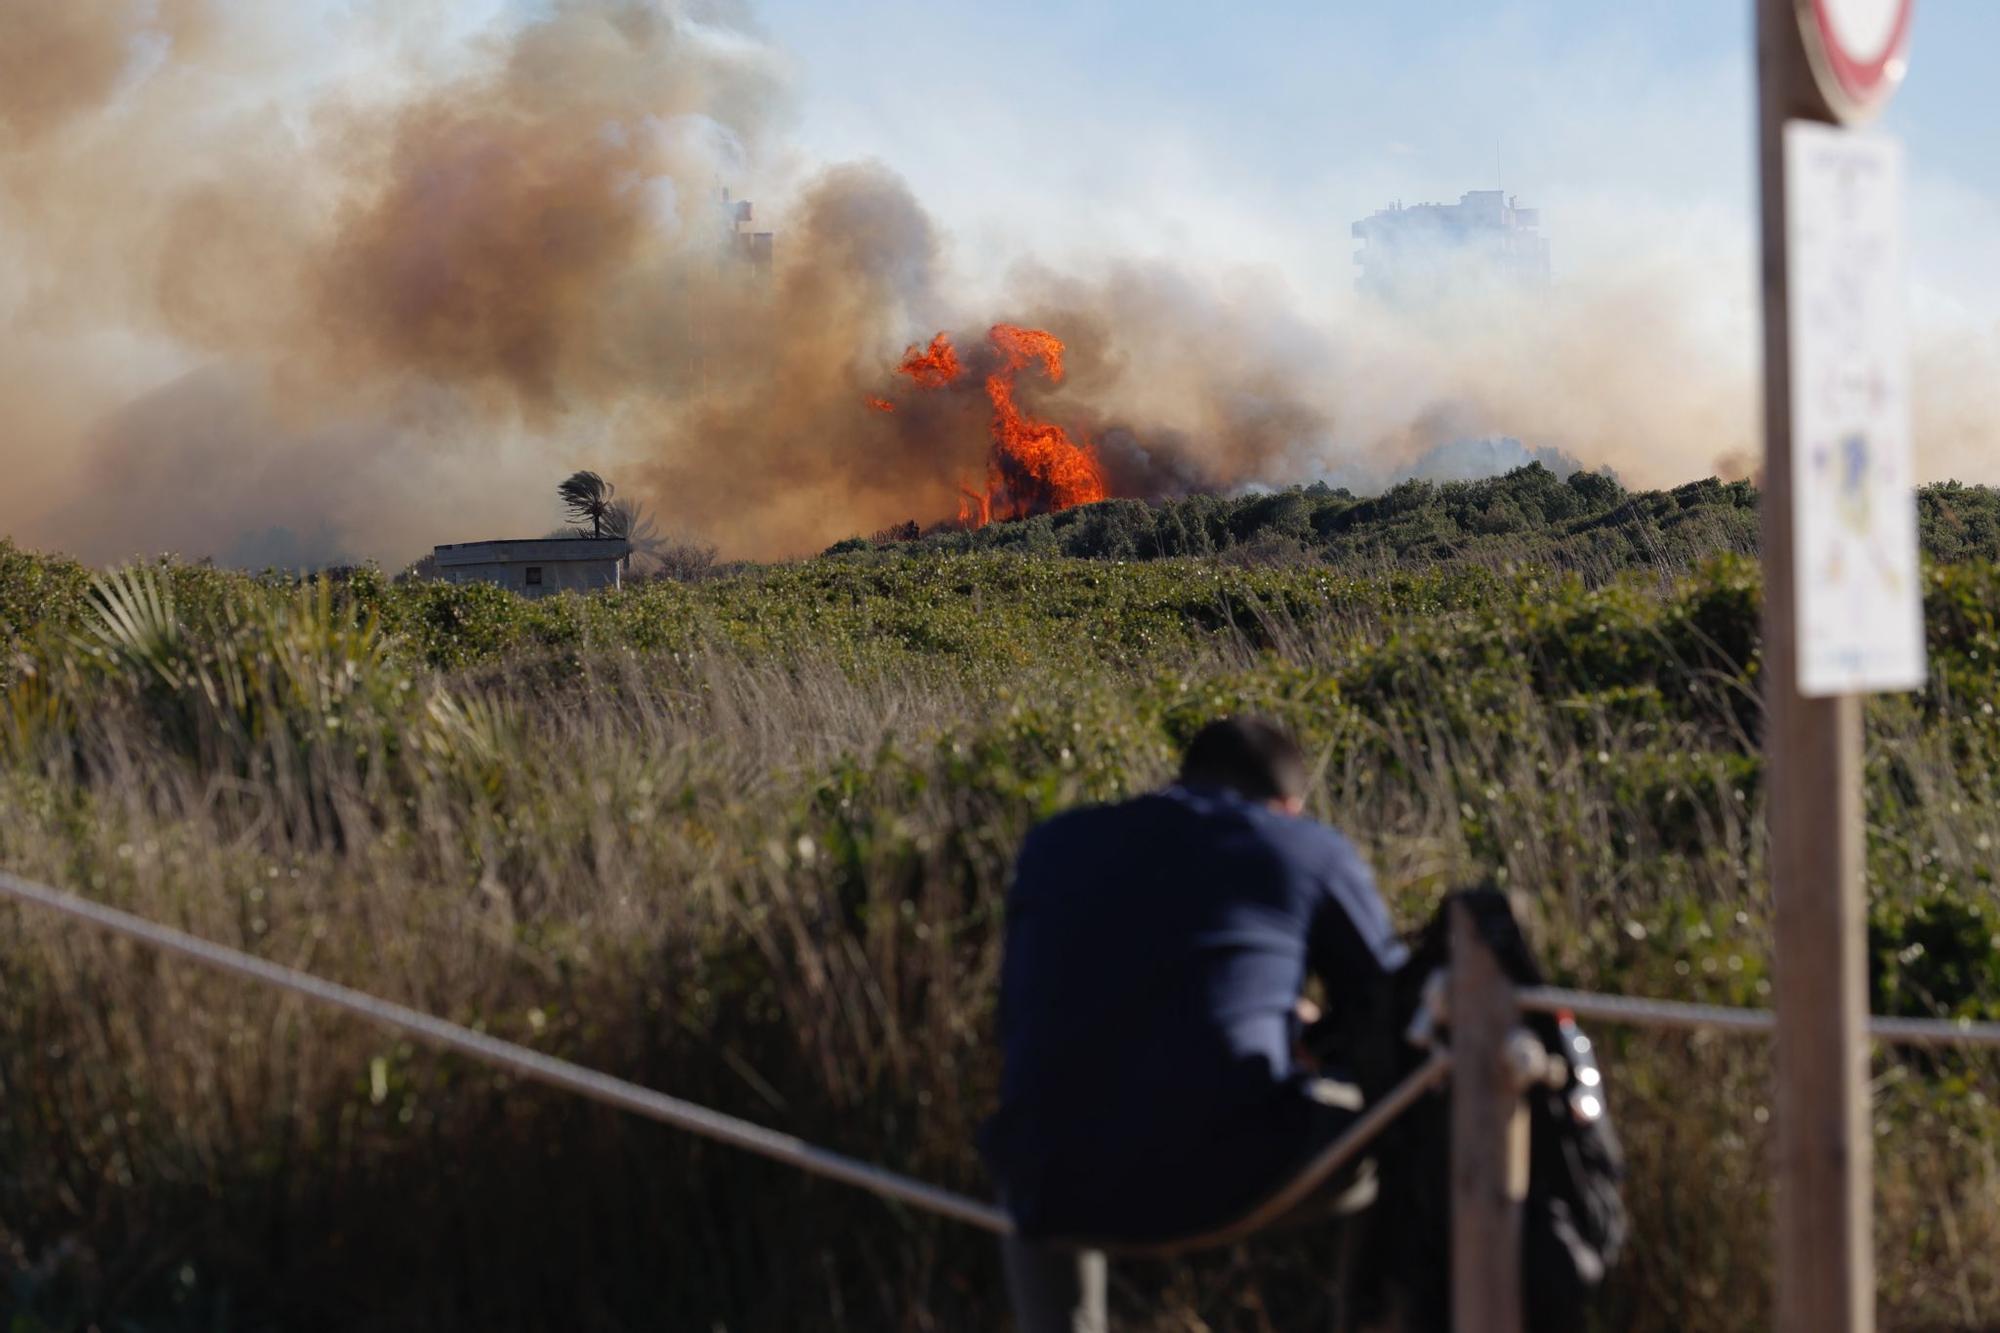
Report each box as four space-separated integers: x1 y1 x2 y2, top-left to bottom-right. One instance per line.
1 1 207 147
1 0 1994 569
1 0 983 564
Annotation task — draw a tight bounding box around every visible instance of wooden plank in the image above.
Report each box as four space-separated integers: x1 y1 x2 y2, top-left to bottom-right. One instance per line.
1450 901 1525 1333
1756 3 1876 1330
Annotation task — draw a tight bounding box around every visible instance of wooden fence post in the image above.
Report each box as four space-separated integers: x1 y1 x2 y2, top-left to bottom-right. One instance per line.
1451 901 1526 1333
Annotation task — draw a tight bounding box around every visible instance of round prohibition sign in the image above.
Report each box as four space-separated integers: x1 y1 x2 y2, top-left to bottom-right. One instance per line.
1798 0 1915 120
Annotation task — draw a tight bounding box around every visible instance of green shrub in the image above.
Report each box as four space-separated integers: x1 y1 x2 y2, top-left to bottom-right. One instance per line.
5 532 2000 1331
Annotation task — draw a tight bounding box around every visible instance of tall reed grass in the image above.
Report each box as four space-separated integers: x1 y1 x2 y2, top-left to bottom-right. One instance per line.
4 551 2000 1330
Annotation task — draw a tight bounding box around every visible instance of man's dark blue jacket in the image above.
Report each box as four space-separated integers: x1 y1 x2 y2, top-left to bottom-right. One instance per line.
980 784 1408 1241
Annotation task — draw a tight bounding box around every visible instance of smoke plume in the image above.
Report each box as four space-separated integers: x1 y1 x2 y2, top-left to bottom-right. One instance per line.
3 0 973 564
1 0 1994 568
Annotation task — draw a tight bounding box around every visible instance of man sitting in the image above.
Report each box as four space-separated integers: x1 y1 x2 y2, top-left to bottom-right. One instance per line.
981 716 1408 1330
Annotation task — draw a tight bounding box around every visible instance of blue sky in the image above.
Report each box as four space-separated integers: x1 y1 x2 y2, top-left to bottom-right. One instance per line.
755 0 1991 187
749 1 1994 306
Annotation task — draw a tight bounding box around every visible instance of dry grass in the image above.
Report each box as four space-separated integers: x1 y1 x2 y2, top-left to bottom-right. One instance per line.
3 560 1999 1330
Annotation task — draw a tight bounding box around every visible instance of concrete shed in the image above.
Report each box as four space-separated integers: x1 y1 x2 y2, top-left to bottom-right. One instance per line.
433 538 631 599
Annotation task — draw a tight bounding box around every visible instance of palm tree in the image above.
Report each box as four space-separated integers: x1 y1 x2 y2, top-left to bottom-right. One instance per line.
558 471 616 538
602 497 716 580
604 498 643 543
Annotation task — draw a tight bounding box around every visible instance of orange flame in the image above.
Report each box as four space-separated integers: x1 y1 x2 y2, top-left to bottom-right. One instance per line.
896 333 963 389
981 323 1107 521
957 485 993 529
887 325 1107 529
864 395 895 413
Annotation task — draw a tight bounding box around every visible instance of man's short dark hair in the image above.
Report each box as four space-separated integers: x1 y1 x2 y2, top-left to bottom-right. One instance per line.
1179 715 1308 803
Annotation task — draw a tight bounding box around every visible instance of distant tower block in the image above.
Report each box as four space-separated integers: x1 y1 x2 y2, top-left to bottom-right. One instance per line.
721 189 775 279
1350 190 1551 303
685 188 777 390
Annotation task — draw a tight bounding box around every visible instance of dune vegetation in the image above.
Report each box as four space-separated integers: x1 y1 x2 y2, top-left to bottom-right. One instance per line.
5 469 2000 1330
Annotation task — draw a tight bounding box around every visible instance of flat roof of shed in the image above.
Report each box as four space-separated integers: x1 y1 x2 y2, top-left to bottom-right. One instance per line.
433 538 632 567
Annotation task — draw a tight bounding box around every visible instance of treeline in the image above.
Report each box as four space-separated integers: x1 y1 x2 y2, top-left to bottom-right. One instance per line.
832 466 2000 574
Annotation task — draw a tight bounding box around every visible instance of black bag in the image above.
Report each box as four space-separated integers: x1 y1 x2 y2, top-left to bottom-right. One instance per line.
1354 888 1628 1333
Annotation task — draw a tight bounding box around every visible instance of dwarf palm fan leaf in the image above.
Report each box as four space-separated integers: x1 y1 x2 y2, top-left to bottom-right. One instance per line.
84 565 191 690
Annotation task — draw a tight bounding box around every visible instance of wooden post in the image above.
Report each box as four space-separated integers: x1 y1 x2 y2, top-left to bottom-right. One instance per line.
1757 3 1875 1330
1450 902 1526 1333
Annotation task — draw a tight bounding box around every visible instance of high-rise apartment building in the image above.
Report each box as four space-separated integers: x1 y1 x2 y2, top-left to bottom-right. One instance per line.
1351 189 1550 301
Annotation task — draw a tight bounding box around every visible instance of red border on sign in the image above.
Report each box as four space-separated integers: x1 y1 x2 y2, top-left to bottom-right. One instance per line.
1810 0 1914 105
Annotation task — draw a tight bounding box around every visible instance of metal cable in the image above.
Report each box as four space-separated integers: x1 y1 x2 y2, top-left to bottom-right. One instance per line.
16 863 1999 1252
1520 985 2000 1050
0 871 1014 1235
1517 986 1778 1036
1864 1014 2000 1050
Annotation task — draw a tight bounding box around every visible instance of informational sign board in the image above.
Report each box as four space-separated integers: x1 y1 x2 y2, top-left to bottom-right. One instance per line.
1783 120 1925 696
1798 0 1914 120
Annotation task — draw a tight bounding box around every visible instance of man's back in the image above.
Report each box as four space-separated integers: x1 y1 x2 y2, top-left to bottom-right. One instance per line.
981 783 1405 1241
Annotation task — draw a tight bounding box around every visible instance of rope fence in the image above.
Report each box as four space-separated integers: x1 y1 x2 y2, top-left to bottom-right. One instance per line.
6 863 2000 1291
0 869 1443 1245
0 871 1014 1235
